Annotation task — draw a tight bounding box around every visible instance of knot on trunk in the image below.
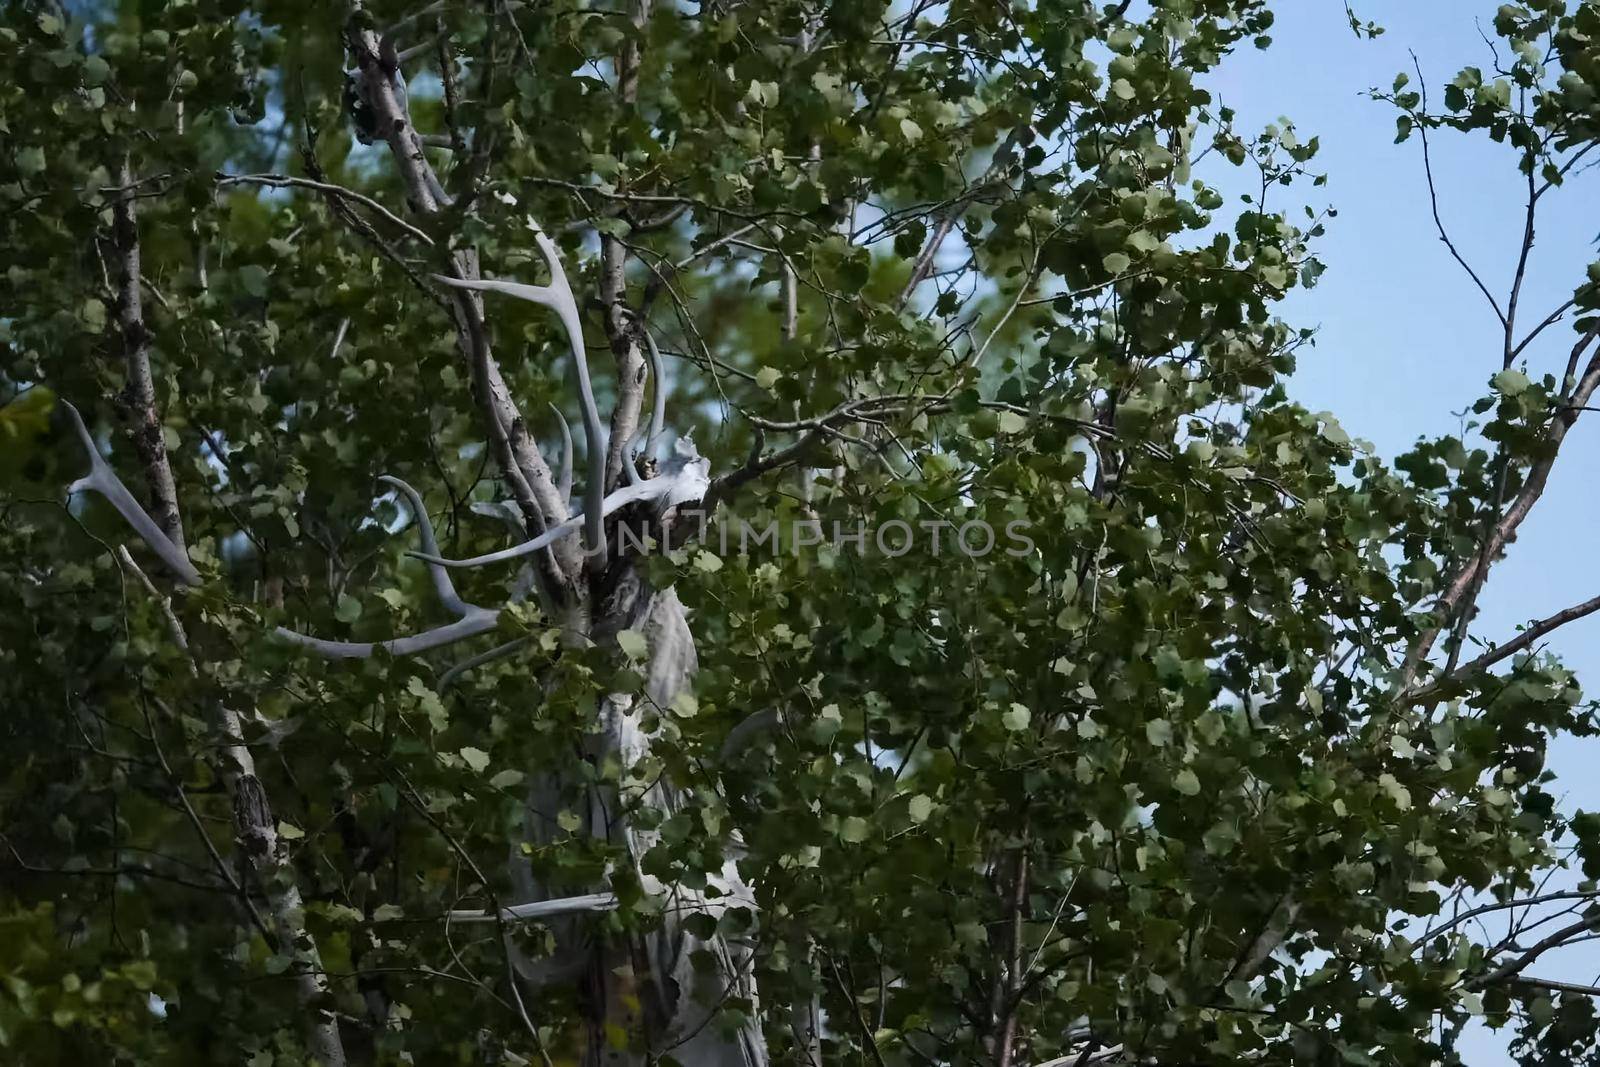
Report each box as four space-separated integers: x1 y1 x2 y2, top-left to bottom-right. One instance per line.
232 773 278 857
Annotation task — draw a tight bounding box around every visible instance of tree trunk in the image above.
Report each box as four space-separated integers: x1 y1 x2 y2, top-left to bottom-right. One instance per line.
224 720 348 1067
514 572 766 1066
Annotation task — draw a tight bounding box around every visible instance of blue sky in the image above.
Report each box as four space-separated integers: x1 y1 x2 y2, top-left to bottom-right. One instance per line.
1211 3 1600 1058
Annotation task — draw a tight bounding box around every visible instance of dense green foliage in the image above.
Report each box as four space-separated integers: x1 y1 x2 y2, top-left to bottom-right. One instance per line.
7 0 1600 1064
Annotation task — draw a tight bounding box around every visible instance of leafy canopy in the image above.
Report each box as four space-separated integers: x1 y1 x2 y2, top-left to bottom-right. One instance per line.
5 0 1600 1065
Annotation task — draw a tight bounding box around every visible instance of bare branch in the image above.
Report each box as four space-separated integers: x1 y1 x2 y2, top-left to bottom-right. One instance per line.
1506 976 1600 998
116 546 194 668
1503 163 1538 369
1410 591 1600 701
216 173 433 245
1220 894 1298 989
1403 324 1600 683
1411 57 1508 328
1471 910 1600 989
1424 890 1600 942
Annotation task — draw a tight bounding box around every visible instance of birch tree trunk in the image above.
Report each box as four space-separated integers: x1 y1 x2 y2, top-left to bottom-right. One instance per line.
108 166 348 1067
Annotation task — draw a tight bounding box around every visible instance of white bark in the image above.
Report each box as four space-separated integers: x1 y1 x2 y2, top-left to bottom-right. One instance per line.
218 708 348 1067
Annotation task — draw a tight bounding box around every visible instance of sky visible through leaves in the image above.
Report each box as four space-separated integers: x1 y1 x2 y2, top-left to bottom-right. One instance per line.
1219 5 1600 1059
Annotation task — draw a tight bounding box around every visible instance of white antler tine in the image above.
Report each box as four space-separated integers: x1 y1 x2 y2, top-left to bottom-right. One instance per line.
61 400 202 587
526 227 607 553
411 446 710 570
434 227 609 558
642 327 668 456
275 475 506 660
548 402 574 506
378 475 467 616
431 274 555 306
274 609 499 660
437 634 536 691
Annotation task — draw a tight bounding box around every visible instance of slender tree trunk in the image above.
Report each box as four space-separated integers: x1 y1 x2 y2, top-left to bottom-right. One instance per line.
991 828 1029 1067
341 9 769 1057
110 158 184 551
222 711 349 1067
109 162 347 1067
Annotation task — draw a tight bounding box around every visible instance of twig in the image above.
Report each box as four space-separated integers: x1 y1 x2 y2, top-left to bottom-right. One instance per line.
217 173 434 245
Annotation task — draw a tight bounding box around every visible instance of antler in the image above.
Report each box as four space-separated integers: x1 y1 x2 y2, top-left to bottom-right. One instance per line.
622 328 668 486
411 438 710 570
433 223 609 558
644 329 666 457
61 401 201 587
274 476 500 659
549 401 574 506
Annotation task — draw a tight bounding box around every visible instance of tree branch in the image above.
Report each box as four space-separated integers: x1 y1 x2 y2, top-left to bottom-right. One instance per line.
217 172 434 245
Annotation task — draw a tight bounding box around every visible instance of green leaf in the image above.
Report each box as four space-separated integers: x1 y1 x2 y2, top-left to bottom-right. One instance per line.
14 146 44 177
617 629 649 659
1203 822 1239 856
459 747 491 773
1491 368 1530 396
745 81 778 108
997 410 1028 435
335 595 362 624
81 55 109 87
238 264 270 298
